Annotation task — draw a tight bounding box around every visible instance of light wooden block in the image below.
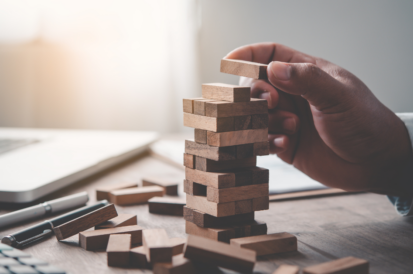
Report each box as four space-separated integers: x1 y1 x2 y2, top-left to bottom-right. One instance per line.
107 234 131 267
169 238 186 256
185 167 235 189
184 235 256 274
303 257 369 274
205 98 267 117
252 114 269 129
273 265 300 274
202 83 250 102
184 206 254 228
220 59 268 79
95 214 137 230
153 254 196 274
183 153 195 169
183 113 234 132
54 204 117 240
194 129 207 144
207 128 268 147
79 225 143 251
130 246 151 269
142 175 179 196
148 196 186 216
207 184 268 203
252 196 270 211
193 98 215 116
186 194 235 217
96 182 138 201
230 232 297 256
195 156 256 172
143 229 173 263
183 180 207 196
183 98 201 114
109 186 164 205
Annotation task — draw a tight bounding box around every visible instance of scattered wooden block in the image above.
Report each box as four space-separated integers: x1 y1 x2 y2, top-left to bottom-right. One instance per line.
169 238 186 256
207 128 268 147
252 196 270 211
130 246 151 269
186 194 235 217
184 180 206 196
109 186 164 205
143 229 173 263
183 206 254 228
153 254 196 274
252 114 269 129
195 156 257 172
96 182 138 201
303 257 369 274
183 153 195 169
79 225 143 251
148 197 186 216
194 129 207 144
142 176 179 196
184 235 256 274
273 265 300 274
107 234 131 267
220 59 268 79
205 98 267 117
54 204 117 240
95 214 137 230
185 167 235 189
202 83 250 102
253 141 270 156
234 115 252 130
207 184 269 203
230 232 297 256
193 98 215 116
183 113 234 132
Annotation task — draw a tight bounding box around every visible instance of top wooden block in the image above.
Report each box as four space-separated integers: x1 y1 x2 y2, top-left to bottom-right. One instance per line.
202 83 250 102
220 59 268 79
303 256 369 274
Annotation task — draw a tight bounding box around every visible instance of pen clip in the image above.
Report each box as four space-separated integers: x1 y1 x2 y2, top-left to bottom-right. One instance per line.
15 229 53 249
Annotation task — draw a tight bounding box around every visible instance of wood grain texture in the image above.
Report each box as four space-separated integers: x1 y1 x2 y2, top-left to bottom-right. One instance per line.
186 194 235 217
79 225 143 251
183 180 207 196
202 83 250 102
303 257 369 274
253 141 270 156
130 246 151 269
207 184 269 203
148 196 186 216
235 199 253 214
193 98 215 116
230 232 297 256
251 114 269 129
153 254 196 274
184 235 256 274
252 196 270 211
106 234 131 267
54 204 118 240
185 167 235 189
183 98 200 114
195 156 257 172
109 186 164 205
95 214 137 230
143 229 173 263
183 153 195 169
234 115 252 130
183 206 254 228
183 113 234 132
96 182 138 201
169 238 186 256
220 59 268 79
142 175 179 196
194 129 207 144
273 265 300 274
205 98 267 117
207 128 268 147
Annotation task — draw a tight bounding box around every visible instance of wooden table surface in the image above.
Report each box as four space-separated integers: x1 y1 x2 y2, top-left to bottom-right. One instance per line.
1 151 412 274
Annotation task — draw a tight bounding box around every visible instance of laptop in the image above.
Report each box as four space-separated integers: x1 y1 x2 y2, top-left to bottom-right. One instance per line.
0 128 158 203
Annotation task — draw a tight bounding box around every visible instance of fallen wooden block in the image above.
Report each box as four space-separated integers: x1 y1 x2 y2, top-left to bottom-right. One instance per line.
130 246 151 269
153 254 196 274
109 186 164 205
303 257 369 274
96 182 138 201
54 204 117 240
95 214 137 230
273 265 300 274
143 229 173 263
194 129 207 144
207 128 268 147
195 156 257 172
148 197 186 216
79 225 143 251
183 153 195 169
230 232 297 256
207 184 269 203
205 98 267 117
193 98 215 116
252 196 270 211
183 113 234 132
107 234 131 267
220 59 268 79
184 235 256 274
183 206 254 228
142 175 179 196
184 180 207 196
170 238 186 255
202 83 250 102
186 195 257 217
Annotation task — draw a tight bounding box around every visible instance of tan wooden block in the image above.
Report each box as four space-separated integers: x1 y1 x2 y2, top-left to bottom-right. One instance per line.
95 214 137 230
207 184 268 203
220 59 268 79
251 114 269 129
185 140 237 161
207 128 268 147
143 229 173 263
273 265 300 274
54 204 117 240
79 225 143 251
169 238 186 256
153 254 196 274
193 98 215 116
130 246 151 269
205 98 267 117
185 167 235 189
235 199 253 214
253 141 270 156
202 83 250 102
194 129 207 144
148 196 185 216
142 176 179 196
183 180 206 196
183 153 195 169
107 234 131 267
234 115 252 130
186 194 235 217
183 98 202 114
230 232 297 256
303 257 369 274
109 186 164 205
184 235 256 274
96 182 138 201
183 206 254 228
252 196 270 211
183 113 234 132
195 156 257 172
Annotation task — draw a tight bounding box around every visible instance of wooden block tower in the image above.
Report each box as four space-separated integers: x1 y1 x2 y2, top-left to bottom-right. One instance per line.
182 59 270 243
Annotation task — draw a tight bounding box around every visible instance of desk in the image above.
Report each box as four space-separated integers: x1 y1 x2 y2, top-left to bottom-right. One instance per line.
1 151 412 274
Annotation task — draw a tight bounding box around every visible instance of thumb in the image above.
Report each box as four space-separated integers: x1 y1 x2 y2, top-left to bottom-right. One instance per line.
267 61 347 111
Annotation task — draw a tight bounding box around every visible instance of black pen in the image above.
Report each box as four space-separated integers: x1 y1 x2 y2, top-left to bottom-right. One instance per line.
1 200 109 248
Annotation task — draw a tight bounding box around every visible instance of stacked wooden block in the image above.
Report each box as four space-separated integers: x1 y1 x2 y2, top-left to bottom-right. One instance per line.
182 59 271 243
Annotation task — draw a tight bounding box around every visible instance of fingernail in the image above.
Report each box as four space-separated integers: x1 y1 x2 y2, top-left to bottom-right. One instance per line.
282 118 296 133
259 92 272 106
273 137 284 147
269 62 291 81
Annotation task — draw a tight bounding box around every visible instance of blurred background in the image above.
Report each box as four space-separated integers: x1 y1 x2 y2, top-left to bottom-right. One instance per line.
0 0 412 134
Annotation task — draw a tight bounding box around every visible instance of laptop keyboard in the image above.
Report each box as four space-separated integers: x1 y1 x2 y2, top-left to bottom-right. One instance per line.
0 139 39 156
0 244 66 274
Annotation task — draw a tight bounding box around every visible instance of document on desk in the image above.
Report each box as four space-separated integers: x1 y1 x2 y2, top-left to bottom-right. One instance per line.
150 140 327 194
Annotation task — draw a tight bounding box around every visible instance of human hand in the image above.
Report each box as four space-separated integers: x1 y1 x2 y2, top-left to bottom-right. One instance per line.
225 43 413 195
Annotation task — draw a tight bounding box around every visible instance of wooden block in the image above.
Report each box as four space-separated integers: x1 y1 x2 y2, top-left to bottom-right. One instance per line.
183 153 195 169
185 140 237 161
202 83 250 102
130 246 151 269
184 235 256 274
253 141 270 156
207 128 268 147
207 184 269 203
251 114 269 129
235 199 253 214
54 204 117 240
195 156 257 172
194 129 207 144
107 234 131 267
79 225 143 251
273 265 300 274
183 180 206 196
220 59 267 79
205 98 267 117
183 206 254 228
183 98 195 113
183 113 234 132
234 115 252 130
303 257 369 274
169 238 186 256
230 232 297 256
143 229 173 263
96 182 138 201
252 196 270 211
95 214 137 230
252 167 270 184
153 254 196 274
109 186 164 205
148 196 185 216
142 176 179 196
236 144 254 158
186 194 235 217
193 98 215 116
185 167 235 189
